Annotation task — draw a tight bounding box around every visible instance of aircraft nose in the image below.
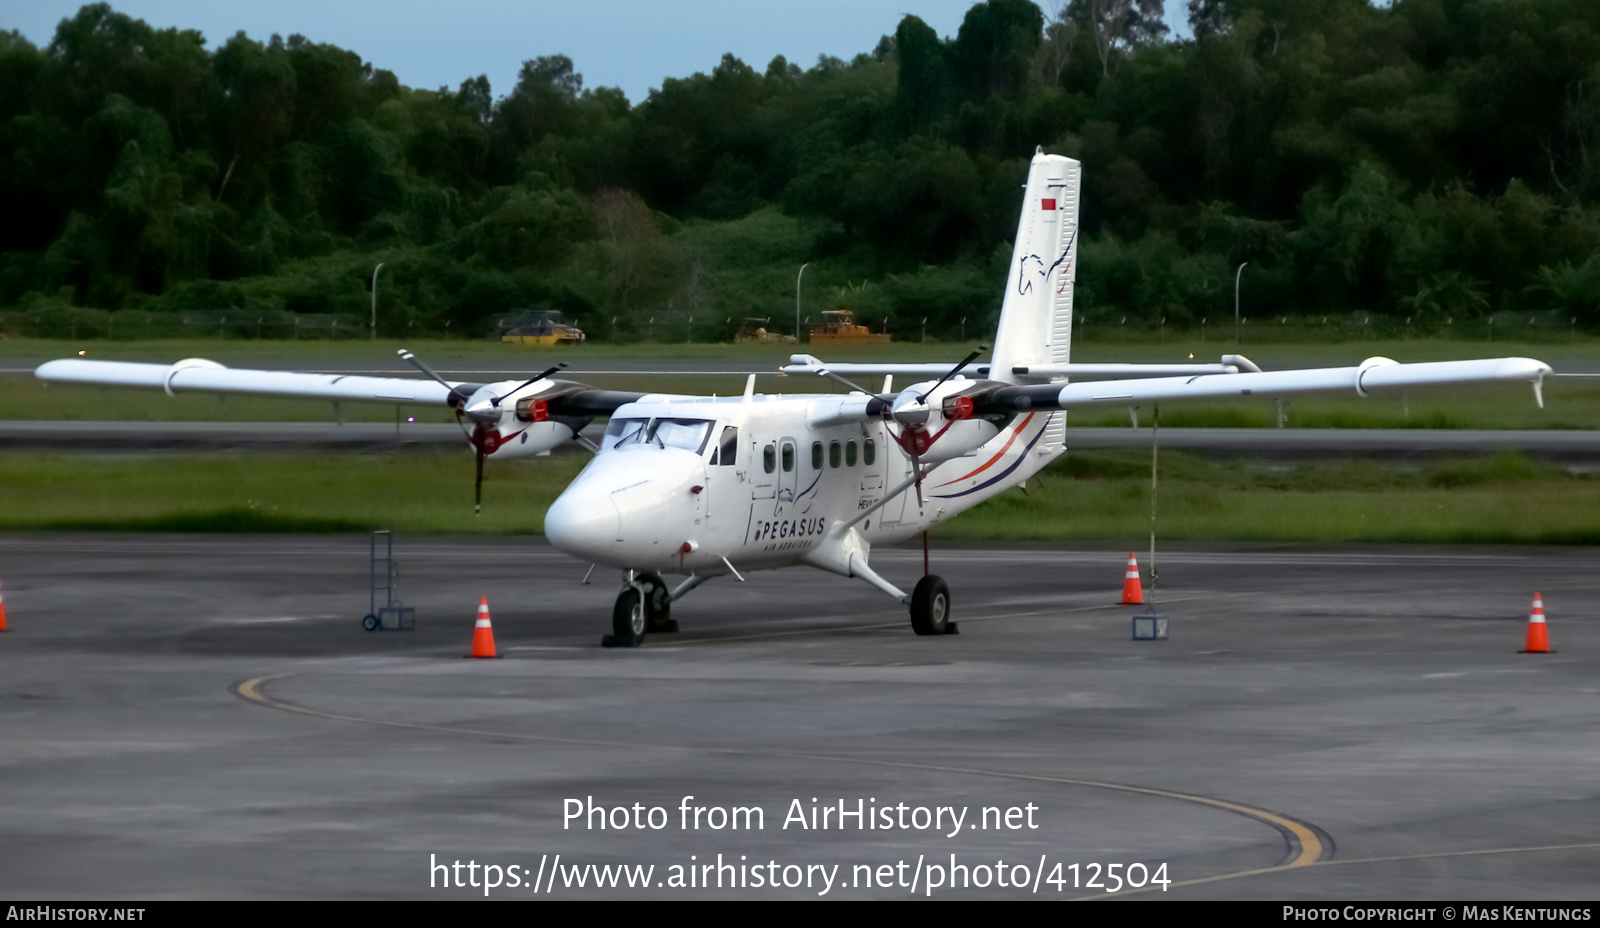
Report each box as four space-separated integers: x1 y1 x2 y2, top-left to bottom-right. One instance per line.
544 449 702 569
545 486 620 563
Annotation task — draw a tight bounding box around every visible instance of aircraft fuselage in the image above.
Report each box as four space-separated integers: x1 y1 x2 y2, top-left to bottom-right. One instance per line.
544 388 1060 577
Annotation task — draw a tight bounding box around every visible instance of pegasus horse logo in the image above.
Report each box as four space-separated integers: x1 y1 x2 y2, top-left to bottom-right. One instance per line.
1014 226 1078 297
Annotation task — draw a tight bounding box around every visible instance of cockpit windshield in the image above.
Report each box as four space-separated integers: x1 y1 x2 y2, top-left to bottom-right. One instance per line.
602 417 715 454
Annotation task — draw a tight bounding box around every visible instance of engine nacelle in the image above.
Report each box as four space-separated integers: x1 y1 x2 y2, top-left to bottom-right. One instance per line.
462 380 578 458
890 379 1004 465
483 420 576 458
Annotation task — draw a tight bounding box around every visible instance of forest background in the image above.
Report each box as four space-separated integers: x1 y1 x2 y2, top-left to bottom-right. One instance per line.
3 0 1600 343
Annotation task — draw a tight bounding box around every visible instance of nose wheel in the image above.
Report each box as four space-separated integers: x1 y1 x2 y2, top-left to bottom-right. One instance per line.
602 571 676 647
910 575 957 636
606 587 647 647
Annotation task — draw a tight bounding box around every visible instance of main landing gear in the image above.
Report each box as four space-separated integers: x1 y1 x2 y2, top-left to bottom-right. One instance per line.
910 575 958 636
829 542 960 638
602 571 675 648
599 563 956 646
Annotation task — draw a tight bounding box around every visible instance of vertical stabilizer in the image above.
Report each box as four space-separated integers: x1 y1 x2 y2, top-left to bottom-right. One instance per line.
990 150 1081 385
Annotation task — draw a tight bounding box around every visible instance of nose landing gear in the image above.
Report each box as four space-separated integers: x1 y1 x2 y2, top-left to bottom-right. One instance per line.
602 571 675 647
639 571 677 633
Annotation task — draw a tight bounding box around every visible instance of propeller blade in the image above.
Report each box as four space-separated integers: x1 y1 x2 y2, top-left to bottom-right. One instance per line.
492 363 567 407
918 345 987 404
398 348 471 406
474 447 484 515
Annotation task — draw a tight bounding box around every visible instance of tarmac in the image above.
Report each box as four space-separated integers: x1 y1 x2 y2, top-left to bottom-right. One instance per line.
0 535 1595 900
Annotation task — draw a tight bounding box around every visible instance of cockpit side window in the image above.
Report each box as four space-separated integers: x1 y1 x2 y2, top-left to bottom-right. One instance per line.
715 426 738 465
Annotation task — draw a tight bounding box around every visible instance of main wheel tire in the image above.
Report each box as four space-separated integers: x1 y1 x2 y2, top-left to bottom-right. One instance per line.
610 588 646 647
910 575 951 636
639 571 675 632
361 614 380 632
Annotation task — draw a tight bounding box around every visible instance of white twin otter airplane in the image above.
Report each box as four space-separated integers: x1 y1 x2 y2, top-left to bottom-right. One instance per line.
38 150 1553 646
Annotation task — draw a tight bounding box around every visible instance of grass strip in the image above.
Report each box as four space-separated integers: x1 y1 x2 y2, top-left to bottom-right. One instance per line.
0 448 1594 544
942 449 1600 544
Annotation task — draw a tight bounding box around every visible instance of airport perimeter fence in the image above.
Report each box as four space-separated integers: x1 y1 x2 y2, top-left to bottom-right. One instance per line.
0 309 368 340
1075 310 1585 344
627 309 1587 345
0 306 1587 344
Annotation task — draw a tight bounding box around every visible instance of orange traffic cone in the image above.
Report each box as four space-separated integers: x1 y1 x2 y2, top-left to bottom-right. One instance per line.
1520 592 1551 654
468 597 498 658
0 578 8 632
1120 552 1144 605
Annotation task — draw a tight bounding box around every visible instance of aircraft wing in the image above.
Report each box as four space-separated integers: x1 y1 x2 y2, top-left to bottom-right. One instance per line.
34 357 649 420
971 357 1553 413
783 353 1261 380
36 358 463 404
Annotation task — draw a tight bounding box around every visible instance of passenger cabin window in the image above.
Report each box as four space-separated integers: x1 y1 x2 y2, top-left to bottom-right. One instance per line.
845 440 858 466
829 441 841 468
781 442 795 472
763 443 776 474
709 426 737 465
864 438 876 465
811 441 823 470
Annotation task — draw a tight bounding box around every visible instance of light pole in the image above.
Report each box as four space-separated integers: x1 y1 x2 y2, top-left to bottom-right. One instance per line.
1233 261 1248 346
370 262 384 341
795 262 809 342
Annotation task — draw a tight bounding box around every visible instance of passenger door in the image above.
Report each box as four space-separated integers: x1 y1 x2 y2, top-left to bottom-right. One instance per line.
705 424 738 526
777 437 800 517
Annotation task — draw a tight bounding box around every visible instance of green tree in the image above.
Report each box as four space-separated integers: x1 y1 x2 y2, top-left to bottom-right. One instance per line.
1069 0 1168 77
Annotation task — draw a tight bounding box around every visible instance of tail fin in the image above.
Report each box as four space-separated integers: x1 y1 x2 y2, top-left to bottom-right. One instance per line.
990 150 1081 385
